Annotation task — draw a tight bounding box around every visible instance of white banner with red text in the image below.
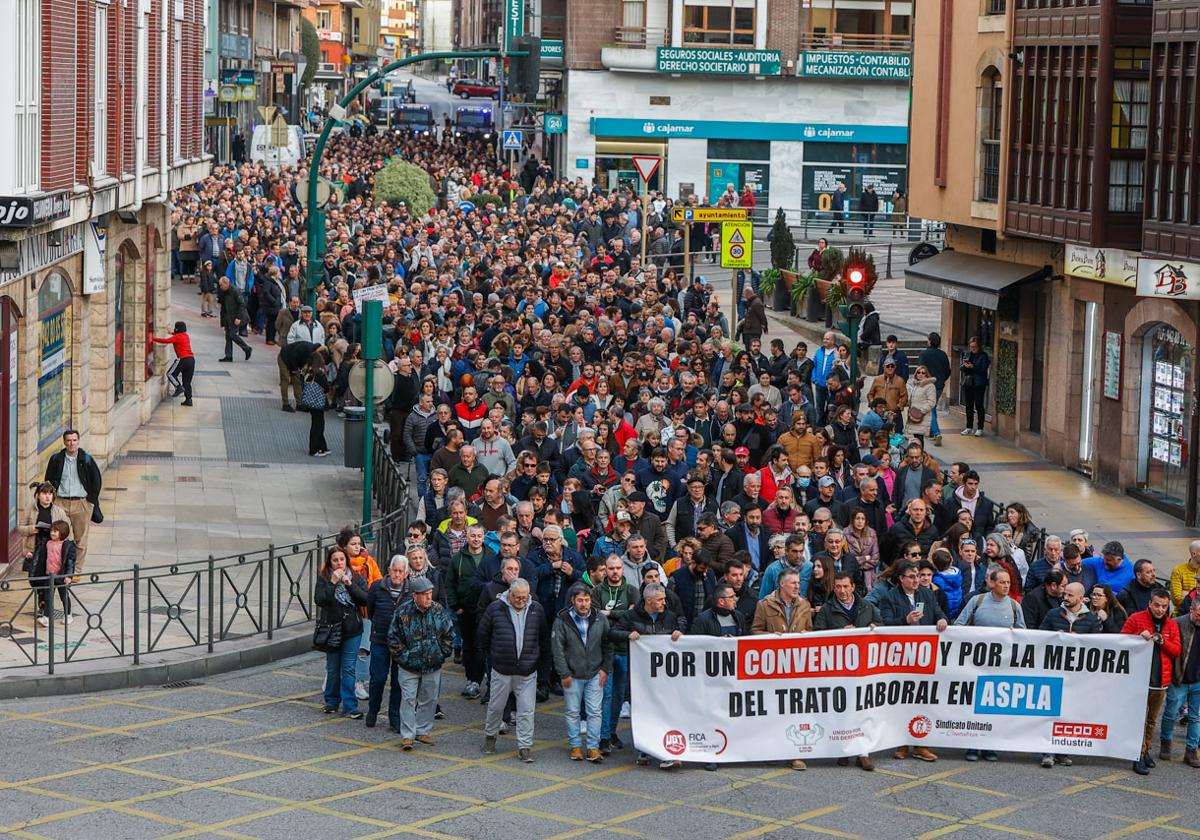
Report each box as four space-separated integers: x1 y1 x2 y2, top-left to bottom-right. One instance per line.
630 627 1151 763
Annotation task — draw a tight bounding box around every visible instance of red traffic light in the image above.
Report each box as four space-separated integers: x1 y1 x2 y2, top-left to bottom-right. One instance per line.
846 267 865 285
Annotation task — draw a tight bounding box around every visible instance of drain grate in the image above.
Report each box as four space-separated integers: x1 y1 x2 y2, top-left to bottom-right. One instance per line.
194 370 232 377
144 606 197 616
241 463 269 469
126 450 176 459
160 680 202 689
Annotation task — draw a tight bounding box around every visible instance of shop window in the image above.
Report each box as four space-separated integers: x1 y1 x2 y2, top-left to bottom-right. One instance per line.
2 297 18 564
1135 324 1192 513
37 272 72 453
682 0 755 47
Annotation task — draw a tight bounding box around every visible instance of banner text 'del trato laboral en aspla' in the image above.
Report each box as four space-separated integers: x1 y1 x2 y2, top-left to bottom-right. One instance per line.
630 627 1150 763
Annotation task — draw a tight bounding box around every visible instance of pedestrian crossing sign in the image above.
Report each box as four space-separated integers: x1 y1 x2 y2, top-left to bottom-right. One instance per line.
502 129 523 150
721 220 753 269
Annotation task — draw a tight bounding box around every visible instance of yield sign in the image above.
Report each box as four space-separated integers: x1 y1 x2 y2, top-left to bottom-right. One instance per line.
631 155 661 184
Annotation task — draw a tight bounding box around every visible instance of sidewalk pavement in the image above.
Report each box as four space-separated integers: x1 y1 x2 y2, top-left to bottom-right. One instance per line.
0 280 364 668
710 271 1197 577
91 279 363 569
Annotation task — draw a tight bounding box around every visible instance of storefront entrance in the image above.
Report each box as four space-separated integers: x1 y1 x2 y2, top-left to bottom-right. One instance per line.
593 138 666 194
1132 323 1192 515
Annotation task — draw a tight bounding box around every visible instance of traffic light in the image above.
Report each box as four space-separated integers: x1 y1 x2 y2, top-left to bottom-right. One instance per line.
509 35 542 99
844 263 868 301
836 301 867 388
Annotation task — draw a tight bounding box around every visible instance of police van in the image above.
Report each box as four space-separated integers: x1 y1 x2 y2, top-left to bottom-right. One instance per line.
391 104 436 136
453 106 494 139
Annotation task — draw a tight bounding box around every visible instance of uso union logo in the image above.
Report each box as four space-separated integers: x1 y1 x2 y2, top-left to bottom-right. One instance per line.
908 716 932 739
663 730 687 756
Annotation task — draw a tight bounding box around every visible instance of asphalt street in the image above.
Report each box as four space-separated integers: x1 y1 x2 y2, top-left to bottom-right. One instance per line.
0 653 1196 840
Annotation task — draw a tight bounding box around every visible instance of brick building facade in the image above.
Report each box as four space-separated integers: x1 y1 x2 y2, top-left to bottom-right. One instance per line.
0 0 209 565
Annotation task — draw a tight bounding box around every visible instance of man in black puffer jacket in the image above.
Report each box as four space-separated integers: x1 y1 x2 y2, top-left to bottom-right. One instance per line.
610 582 687 768
478 579 548 762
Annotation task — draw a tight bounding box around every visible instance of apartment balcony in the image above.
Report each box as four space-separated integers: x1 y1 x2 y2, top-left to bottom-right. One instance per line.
798 31 912 53
600 26 669 71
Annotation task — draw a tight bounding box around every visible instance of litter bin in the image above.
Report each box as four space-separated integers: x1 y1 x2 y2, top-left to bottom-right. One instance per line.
343 406 366 468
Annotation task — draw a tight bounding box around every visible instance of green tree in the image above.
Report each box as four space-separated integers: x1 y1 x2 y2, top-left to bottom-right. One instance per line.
769 208 795 271
374 158 437 217
301 18 319 88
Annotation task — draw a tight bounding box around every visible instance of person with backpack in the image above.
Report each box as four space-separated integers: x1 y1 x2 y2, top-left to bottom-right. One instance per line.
955 565 1025 762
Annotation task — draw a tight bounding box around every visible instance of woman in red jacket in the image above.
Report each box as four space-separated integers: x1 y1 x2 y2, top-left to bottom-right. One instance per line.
151 321 195 406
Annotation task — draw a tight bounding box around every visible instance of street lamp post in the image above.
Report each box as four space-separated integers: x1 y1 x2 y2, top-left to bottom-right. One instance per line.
304 50 508 307
303 50 519 524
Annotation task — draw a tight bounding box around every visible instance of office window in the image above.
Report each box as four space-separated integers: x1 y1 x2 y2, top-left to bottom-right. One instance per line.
173 22 182 161
683 0 755 46
1111 80 1148 150
94 5 108 174
1109 158 1144 213
316 9 331 29
15 0 40 192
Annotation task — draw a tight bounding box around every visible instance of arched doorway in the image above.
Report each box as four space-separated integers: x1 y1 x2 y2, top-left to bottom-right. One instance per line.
1133 322 1193 514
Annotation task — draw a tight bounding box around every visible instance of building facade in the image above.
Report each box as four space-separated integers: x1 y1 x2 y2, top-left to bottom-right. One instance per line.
0 0 208 563
558 0 912 215
907 0 1200 524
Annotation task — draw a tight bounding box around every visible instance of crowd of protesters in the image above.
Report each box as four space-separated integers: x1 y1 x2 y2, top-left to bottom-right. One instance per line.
171 124 1200 778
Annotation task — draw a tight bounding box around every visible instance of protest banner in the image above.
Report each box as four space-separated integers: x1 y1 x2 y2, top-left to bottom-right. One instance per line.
352 284 391 313
630 627 1151 763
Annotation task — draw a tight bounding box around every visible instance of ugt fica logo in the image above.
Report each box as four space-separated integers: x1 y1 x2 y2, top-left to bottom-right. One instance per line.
908 715 932 739
785 722 825 750
663 730 687 756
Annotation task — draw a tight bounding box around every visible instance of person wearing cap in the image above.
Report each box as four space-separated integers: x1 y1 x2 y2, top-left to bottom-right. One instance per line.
625 491 668 563
666 472 717 544
803 476 847 525
879 335 909 380
365 555 410 731
777 413 820 472
387 575 455 750
288 303 325 347
1085 540 1135 592
867 356 908 426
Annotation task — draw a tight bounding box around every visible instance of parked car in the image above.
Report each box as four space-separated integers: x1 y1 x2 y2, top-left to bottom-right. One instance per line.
452 78 500 99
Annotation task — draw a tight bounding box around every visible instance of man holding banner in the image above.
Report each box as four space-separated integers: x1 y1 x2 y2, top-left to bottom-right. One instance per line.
1123 588 1181 775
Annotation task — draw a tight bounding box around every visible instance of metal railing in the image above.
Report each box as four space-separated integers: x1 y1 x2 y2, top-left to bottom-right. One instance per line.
799 32 913 53
759 208 946 254
612 26 669 47
0 439 409 675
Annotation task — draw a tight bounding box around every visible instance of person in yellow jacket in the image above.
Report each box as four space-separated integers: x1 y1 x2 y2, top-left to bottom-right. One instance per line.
1170 541 1200 608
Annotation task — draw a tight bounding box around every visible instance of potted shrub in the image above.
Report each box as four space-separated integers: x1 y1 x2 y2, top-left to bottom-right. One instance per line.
767 209 796 311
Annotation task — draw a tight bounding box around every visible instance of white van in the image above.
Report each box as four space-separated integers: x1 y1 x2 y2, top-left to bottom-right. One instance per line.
250 124 305 168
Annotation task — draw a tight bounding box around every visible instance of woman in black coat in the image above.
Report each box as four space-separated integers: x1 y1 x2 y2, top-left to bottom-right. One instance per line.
302 351 332 457
960 337 991 436
315 546 370 717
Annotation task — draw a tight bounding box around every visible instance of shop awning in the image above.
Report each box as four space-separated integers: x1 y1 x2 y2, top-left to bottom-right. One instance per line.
904 250 1051 310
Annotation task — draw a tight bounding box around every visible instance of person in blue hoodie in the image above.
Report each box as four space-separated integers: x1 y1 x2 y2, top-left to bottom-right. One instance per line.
930 548 965 618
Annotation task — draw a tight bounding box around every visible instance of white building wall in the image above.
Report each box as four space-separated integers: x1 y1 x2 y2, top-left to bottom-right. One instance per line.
565 70 909 192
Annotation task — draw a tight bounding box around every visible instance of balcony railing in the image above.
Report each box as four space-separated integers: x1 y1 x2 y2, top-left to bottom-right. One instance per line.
799 32 913 53
612 26 669 48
